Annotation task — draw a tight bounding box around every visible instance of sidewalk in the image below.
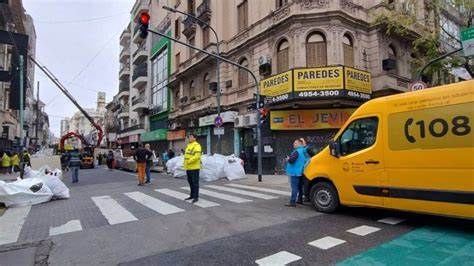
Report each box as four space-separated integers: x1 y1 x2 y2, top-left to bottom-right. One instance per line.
235 174 290 190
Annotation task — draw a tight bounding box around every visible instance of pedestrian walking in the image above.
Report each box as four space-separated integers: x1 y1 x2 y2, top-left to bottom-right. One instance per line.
11 152 20 173
1 151 12 174
285 139 307 207
22 149 31 168
183 134 202 203
107 150 115 170
69 149 81 183
145 144 153 184
133 143 152 186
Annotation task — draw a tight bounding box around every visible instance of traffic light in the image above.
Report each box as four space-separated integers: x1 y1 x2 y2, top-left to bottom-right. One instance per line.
139 12 150 39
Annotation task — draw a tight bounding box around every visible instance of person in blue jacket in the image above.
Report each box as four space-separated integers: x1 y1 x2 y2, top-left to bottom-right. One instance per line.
285 139 308 207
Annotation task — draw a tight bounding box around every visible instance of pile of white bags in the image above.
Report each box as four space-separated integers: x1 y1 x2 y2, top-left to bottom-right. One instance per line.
0 166 70 207
166 154 246 181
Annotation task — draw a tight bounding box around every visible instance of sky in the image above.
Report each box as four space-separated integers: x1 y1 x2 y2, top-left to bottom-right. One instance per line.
23 0 135 137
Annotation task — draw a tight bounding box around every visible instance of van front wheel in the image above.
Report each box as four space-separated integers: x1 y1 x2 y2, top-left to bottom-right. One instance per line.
310 182 339 213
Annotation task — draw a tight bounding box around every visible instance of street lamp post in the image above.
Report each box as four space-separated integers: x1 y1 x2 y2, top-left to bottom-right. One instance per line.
163 5 222 154
145 27 263 182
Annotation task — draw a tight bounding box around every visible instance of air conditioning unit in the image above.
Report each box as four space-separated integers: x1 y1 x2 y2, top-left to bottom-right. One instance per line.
247 113 258 126
234 115 245 128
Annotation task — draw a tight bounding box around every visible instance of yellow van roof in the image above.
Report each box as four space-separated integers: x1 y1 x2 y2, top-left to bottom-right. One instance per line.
353 80 474 116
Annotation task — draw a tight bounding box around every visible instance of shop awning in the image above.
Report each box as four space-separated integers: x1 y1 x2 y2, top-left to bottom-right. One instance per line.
141 129 168 142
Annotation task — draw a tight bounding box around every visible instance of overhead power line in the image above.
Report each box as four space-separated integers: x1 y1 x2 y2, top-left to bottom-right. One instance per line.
35 11 129 24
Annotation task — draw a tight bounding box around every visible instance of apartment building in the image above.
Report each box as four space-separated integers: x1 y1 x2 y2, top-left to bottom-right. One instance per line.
0 0 40 151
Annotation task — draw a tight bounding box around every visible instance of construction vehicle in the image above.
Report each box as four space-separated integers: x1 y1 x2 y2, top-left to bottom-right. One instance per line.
29 56 103 169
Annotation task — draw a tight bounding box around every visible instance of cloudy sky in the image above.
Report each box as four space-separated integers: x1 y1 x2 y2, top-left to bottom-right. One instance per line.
23 0 135 136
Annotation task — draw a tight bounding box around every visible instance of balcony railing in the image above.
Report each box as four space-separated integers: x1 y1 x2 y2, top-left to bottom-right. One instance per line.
117 123 145 134
132 96 145 106
197 0 211 21
133 43 147 58
132 63 147 81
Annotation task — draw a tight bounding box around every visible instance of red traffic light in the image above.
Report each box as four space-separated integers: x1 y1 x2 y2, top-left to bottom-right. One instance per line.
140 12 150 25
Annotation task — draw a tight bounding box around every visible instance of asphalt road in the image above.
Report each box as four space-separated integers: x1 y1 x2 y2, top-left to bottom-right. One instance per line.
0 166 472 265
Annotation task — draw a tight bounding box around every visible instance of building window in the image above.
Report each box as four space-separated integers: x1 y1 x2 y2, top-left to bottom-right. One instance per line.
276 0 288 8
343 34 354 67
203 73 210 97
388 44 398 74
187 0 195 14
202 26 210 47
306 32 327 67
189 36 195 58
238 0 248 32
175 18 181 39
175 52 180 71
238 58 249 87
151 48 168 113
189 80 196 99
277 39 289 73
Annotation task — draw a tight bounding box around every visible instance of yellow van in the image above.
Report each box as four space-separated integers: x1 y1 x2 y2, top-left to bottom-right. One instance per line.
304 80 474 219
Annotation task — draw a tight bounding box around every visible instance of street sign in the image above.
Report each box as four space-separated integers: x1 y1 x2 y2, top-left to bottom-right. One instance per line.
214 115 223 127
461 27 474 57
213 127 224 136
410 81 427 91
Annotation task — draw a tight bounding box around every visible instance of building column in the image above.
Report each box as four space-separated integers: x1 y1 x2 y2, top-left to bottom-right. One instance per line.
207 128 211 155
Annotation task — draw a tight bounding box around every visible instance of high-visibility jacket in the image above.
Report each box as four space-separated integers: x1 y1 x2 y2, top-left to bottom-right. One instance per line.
184 141 202 170
11 154 20 166
2 154 11 167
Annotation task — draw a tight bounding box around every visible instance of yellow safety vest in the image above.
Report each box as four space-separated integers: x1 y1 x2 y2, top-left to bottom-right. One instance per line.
11 154 20 166
2 154 11 167
183 141 202 170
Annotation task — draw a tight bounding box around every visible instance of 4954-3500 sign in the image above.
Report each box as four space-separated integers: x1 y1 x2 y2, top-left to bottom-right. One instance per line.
260 66 372 104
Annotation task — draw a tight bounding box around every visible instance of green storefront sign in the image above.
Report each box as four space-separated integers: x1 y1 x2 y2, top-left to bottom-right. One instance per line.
141 128 168 142
461 27 474 57
188 127 209 137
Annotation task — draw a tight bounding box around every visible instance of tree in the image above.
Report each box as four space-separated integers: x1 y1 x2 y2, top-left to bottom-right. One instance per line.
373 0 473 85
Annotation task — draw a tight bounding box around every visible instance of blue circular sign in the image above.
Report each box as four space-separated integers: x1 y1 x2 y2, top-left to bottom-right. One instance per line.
214 116 223 127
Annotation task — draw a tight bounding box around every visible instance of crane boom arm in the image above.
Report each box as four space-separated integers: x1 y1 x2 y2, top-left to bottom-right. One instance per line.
29 56 103 147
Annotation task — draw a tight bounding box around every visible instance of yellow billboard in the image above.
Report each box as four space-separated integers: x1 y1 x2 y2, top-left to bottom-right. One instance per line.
294 67 344 92
260 70 292 97
270 109 356 130
344 67 372 94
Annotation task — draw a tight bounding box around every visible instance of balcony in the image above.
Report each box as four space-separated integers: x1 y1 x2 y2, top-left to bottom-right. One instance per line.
119 65 130 80
182 15 197 38
131 96 149 113
119 49 130 63
117 85 129 100
132 43 148 65
197 0 211 22
132 63 148 89
117 110 129 120
120 28 131 46
117 123 145 134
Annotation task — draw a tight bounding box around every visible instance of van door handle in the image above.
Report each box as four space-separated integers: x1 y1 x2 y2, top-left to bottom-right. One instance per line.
365 160 380 165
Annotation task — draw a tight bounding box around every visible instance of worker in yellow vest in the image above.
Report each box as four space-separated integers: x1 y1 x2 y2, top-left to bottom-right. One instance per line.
183 133 202 203
2 151 12 174
11 152 20 173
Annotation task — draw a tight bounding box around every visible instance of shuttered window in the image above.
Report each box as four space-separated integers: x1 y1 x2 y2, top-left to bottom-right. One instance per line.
306 32 327 67
343 34 354 67
203 73 210 97
175 18 180 39
203 26 210 47
277 40 289 73
239 58 249 87
238 0 248 32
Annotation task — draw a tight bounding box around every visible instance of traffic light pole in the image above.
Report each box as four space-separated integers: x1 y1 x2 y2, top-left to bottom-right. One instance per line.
146 28 263 182
162 6 222 154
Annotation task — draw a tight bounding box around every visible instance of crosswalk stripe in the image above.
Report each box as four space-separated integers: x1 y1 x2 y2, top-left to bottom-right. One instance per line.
308 236 346 250
156 189 220 208
226 184 291 196
206 185 278 200
0 205 31 245
347 225 381 236
378 217 405 225
255 251 302 265
91 195 138 225
124 191 184 215
49 220 82 236
180 187 252 203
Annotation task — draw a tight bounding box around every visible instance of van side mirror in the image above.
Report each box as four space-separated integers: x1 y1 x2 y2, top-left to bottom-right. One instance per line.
329 140 340 158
